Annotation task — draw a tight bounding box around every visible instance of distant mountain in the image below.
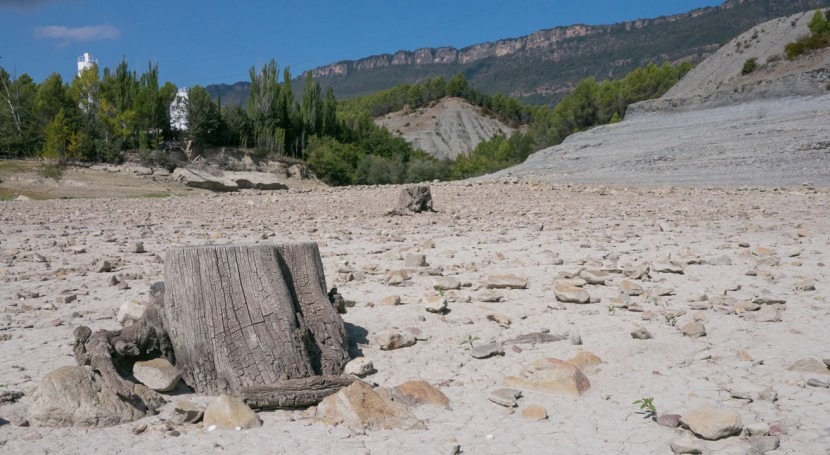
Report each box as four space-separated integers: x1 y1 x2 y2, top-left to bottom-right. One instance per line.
207 0 830 106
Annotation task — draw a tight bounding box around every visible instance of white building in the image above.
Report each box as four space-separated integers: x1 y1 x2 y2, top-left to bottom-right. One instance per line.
77 52 97 76
170 87 189 131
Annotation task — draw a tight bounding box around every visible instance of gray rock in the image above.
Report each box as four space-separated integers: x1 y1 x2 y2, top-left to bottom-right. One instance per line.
656 413 682 428
485 274 528 289
651 261 684 274
806 378 829 388
203 395 261 430
707 255 733 266
374 331 416 350
422 294 448 313
472 342 504 359
579 269 610 285
131 242 146 254
28 366 153 427
116 301 146 326
344 358 375 377
619 280 644 296
681 405 742 440
55 293 77 304
95 260 112 273
749 435 780 453
476 289 503 302
570 332 583 345
133 358 181 392
681 322 707 338
488 388 522 407
753 295 786 305
172 400 204 425
754 306 782 322
405 253 428 267
554 283 590 304
788 358 830 375
433 276 461 291
631 326 653 340
670 436 702 454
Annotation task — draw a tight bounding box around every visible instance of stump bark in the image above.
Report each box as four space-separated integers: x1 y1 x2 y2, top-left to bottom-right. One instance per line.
73 242 353 410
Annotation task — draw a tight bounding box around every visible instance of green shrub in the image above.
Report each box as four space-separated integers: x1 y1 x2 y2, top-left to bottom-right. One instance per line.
741 58 758 75
38 163 62 181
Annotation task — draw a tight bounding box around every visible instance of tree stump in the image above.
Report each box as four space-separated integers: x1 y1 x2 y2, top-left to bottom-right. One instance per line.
389 185 434 215
73 242 353 411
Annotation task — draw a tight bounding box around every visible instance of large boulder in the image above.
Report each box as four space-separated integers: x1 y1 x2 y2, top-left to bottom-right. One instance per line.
203 395 261 430
681 405 742 440
504 358 591 396
28 366 159 427
315 380 425 430
223 171 288 190
172 167 237 191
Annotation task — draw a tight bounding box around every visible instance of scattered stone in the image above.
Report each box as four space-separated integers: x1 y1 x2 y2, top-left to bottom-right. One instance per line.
433 276 461 291
788 358 830 375
95 260 112 273
579 269 610 285
477 289 503 302
132 423 148 435
374 331 416 350
70 246 87 254
485 274 528 290
172 400 204 425
405 253 428 267
55 293 77 304
651 261 684 274
344 358 375 377
619 280 643 296
503 358 590 396
316 381 424 430
391 380 450 408
753 306 782 322
116 301 146 326
806 378 829 388
754 295 786 305
521 405 548 421
554 283 590 304
488 388 522 407
745 422 770 436
422 294 448 313
566 351 603 371
486 313 511 328
472 342 504 359
131 358 180 392
749 435 780 453
28 366 156 427
570 332 583 345
670 435 703 454
631 326 653 340
656 413 682 428
707 255 733 266
380 295 401 306
681 322 707 338
752 246 774 257
681 405 742 440
386 270 410 286
795 279 815 291
504 332 568 345
132 242 146 254
203 395 261 430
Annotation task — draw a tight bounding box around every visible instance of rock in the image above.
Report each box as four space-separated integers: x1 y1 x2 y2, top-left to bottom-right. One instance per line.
391 380 450 408
386 270 411 286
753 306 782 322
70 246 87 254
579 269 610 285
795 279 815 291
504 358 591 396
752 246 774 256
344 358 375 377
745 422 770 436
680 405 742 440
670 435 703 454
624 263 650 280
133 358 181 392
224 171 289 190
422 294 448 313
172 400 204 424
486 313 511 328
807 378 829 388
316 381 424 430
788 358 830 375
681 322 707 338
55 293 77 304
116 301 146 326
203 395 261 430
488 388 522 407
749 435 780 453
554 283 590 304
374 331 416 350
405 253 428 267
754 295 786 305
656 413 682 428
472 342 504 359
651 261 684 274
433 276 461 291
521 404 548 421
95 260 112 273
28 366 152 427
380 295 401 306
566 351 603 371
631 326 653 340
619 280 643 296
476 289 503 302
570 332 583 345
131 242 146 254
485 274 528 289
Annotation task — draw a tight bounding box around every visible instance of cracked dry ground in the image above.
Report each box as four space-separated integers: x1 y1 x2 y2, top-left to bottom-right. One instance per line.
1 181 828 454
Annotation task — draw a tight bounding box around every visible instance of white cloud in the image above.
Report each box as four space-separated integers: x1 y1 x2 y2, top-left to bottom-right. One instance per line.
35 24 121 43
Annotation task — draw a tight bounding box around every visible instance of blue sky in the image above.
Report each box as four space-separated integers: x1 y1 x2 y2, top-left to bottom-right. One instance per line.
1 0 723 87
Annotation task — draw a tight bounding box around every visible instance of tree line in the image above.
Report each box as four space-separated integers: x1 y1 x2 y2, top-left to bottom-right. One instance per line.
1 56 691 185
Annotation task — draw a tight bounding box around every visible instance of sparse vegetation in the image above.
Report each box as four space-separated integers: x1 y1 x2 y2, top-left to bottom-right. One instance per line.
38 163 62 181
633 397 658 419
459 334 480 350
785 9 830 59
742 58 758 75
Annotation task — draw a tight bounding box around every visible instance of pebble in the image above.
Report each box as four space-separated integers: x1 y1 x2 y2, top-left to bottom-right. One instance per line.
681 322 707 338
631 326 653 340
472 342 504 359
488 388 521 407
749 435 780 453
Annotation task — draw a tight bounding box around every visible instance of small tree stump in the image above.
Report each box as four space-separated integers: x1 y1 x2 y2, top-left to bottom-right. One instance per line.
389 185 434 215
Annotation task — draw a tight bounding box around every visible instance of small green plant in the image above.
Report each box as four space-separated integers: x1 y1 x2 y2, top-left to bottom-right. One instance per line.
741 58 757 75
607 305 617 315
459 334 480 350
665 315 678 327
633 397 657 419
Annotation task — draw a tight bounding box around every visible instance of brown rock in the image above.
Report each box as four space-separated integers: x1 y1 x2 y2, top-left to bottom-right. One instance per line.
203 395 261 430
521 405 548 421
788 358 830 375
566 351 603 372
391 380 450 408
619 280 644 296
504 358 591 396
316 381 424 430
681 322 707 338
681 405 742 440
554 283 590 304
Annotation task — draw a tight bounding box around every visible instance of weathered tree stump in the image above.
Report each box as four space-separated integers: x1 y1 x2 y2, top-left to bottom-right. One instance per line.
388 184 435 215
73 242 354 410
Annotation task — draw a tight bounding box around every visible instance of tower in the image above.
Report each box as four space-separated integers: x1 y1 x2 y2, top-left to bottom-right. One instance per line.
77 52 97 76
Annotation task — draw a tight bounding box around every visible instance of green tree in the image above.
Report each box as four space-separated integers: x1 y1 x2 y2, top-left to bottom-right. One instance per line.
808 9 828 35
186 85 220 146
42 107 70 163
0 69 39 156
